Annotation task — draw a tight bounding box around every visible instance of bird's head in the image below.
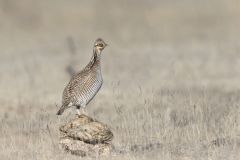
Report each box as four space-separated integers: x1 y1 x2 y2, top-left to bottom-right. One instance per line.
94 38 108 53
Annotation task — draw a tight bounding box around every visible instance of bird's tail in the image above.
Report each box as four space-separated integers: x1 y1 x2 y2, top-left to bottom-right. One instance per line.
56 106 65 115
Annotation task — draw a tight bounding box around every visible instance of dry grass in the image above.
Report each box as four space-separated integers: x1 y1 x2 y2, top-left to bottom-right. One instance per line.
0 0 240 159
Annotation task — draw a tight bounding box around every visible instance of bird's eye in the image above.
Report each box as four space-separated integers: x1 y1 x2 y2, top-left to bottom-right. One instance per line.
98 43 104 47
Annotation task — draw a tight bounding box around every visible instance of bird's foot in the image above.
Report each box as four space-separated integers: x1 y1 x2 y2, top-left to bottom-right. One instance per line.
82 108 88 116
76 107 88 117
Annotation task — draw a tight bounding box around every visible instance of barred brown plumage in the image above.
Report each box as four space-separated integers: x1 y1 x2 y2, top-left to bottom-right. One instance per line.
57 38 108 115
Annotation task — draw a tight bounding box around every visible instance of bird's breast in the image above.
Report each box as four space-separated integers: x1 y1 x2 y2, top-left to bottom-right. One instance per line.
80 73 103 104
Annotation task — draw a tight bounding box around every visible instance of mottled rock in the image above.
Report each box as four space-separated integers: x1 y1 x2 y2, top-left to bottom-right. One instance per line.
59 114 113 157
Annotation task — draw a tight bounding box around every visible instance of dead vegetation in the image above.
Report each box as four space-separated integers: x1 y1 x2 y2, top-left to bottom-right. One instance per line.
0 0 240 159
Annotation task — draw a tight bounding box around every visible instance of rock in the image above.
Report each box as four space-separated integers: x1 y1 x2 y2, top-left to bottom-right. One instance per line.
59 114 114 157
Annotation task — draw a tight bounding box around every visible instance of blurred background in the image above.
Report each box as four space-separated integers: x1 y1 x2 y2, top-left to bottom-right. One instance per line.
0 0 240 159
0 0 239 106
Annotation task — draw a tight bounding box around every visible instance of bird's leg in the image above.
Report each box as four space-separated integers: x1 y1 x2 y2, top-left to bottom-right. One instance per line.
76 105 81 116
77 109 81 115
81 104 87 115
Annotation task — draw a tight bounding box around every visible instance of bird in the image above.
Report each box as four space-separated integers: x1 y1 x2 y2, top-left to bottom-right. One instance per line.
57 38 107 115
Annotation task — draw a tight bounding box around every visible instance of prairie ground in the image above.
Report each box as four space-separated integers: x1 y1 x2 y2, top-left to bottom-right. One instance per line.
0 0 240 159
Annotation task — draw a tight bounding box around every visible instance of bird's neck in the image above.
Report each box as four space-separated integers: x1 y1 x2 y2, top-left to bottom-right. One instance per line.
85 48 101 70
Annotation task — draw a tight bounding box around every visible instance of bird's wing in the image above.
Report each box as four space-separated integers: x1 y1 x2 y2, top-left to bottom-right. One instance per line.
62 69 92 105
